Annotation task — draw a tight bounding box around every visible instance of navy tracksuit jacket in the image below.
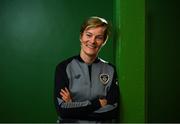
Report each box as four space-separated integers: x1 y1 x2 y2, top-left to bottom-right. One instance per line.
54 55 119 122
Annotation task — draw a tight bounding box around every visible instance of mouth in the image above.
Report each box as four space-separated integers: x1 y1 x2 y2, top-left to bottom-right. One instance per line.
86 44 97 49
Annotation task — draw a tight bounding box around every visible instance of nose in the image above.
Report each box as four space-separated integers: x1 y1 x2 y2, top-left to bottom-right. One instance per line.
89 36 96 44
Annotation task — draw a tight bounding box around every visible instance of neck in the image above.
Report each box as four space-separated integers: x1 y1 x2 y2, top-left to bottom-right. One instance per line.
80 51 97 64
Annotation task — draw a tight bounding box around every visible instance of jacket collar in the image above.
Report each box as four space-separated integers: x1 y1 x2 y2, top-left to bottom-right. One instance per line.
75 55 100 64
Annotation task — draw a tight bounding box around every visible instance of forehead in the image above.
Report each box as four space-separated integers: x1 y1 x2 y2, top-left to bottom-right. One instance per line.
84 26 106 34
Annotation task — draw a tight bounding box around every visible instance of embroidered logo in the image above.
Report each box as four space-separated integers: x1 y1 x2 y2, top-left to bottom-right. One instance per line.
100 74 109 85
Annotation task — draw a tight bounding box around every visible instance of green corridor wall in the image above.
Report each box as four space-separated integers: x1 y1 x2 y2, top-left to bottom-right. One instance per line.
3 0 178 123
0 0 114 122
115 0 179 122
114 0 145 122
146 0 180 122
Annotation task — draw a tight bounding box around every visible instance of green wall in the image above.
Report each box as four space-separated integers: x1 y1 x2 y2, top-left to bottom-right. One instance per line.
114 0 145 122
3 0 178 123
115 0 180 122
0 0 114 122
115 0 179 122
146 0 180 122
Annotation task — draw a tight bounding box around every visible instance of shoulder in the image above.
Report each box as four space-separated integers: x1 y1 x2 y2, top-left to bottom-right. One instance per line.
56 56 77 69
98 57 116 70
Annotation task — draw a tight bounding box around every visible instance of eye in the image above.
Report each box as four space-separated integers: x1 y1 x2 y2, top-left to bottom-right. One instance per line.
96 35 104 41
86 33 92 38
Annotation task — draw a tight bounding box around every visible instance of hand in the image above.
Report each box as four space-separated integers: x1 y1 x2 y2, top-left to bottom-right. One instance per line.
60 87 72 102
99 98 107 107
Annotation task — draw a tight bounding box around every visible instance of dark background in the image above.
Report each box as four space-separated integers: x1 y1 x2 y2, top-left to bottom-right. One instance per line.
146 0 180 122
0 0 179 123
0 0 114 122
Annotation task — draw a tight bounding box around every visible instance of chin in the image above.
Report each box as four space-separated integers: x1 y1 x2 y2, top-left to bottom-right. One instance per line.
85 51 97 57
82 47 99 56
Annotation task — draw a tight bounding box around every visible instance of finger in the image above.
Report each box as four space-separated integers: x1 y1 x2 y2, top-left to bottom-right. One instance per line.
65 87 70 94
62 95 70 102
60 90 68 97
60 91 65 96
62 96 67 102
99 99 107 107
61 93 68 100
61 89 68 96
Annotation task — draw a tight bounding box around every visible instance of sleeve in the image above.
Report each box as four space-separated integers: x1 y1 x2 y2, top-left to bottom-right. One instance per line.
92 66 120 121
54 62 101 119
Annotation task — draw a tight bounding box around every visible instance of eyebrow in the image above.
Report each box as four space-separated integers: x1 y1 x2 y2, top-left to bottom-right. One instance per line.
85 32 92 34
85 31 104 37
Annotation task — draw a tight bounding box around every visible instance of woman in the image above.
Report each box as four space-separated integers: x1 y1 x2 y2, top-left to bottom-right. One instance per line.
54 16 119 123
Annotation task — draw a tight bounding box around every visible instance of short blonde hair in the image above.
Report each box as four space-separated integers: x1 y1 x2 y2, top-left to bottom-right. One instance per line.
80 16 110 42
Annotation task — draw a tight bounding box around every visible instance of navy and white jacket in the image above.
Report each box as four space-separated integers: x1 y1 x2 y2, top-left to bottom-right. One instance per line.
54 55 119 122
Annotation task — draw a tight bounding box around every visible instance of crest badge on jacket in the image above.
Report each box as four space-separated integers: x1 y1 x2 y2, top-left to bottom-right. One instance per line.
100 74 109 85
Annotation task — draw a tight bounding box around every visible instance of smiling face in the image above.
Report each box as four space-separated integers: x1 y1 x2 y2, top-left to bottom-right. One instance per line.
80 26 106 58
79 16 110 63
